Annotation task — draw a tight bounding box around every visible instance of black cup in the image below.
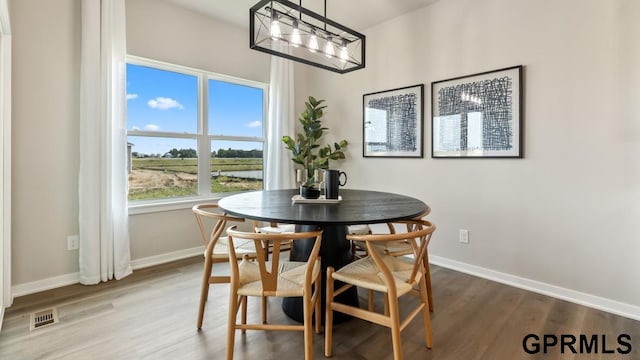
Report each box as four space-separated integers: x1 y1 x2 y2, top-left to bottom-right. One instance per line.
323 170 347 199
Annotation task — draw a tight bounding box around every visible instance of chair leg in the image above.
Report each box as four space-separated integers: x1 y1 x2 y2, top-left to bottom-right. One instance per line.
324 267 335 357
424 253 434 312
314 277 321 334
384 295 390 316
418 277 433 348
197 256 213 329
367 289 375 311
388 294 403 360
241 296 248 334
261 296 268 324
226 290 239 360
426 272 434 312
303 292 313 360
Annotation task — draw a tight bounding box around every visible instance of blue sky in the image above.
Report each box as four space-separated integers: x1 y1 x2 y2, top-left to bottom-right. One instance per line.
126 63 264 155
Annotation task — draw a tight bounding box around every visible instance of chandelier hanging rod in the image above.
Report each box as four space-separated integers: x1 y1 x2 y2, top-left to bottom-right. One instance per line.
262 1 358 39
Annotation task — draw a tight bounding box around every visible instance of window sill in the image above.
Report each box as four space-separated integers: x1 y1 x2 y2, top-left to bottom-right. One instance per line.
127 193 245 215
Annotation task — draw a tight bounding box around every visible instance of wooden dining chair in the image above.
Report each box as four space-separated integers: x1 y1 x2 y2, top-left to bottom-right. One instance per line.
225 227 323 360
192 203 258 330
325 219 436 360
351 208 435 311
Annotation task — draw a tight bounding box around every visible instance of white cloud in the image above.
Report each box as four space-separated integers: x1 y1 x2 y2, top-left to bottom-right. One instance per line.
126 93 139 100
144 124 160 131
246 120 261 128
130 126 140 131
147 97 184 110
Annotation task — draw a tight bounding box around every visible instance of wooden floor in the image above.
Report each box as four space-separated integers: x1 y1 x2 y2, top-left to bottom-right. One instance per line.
1 257 639 359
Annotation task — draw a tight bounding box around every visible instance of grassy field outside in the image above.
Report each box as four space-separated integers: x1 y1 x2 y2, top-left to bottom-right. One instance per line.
128 157 263 200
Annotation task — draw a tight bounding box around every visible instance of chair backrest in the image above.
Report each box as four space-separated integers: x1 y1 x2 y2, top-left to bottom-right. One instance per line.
384 206 431 234
347 219 435 290
192 203 245 253
403 207 431 232
227 226 323 293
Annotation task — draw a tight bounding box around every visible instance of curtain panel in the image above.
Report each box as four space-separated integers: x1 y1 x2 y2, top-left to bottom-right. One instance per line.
265 56 295 190
79 0 131 284
0 0 12 311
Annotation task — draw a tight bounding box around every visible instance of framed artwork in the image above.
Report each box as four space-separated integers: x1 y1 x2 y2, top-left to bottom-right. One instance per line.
431 65 523 158
363 84 424 158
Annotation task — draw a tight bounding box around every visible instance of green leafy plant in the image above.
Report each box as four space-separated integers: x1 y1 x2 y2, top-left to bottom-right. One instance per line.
282 96 348 187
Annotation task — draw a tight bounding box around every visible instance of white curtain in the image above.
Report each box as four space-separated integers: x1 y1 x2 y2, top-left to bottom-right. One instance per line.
78 0 132 284
265 56 296 190
0 0 12 310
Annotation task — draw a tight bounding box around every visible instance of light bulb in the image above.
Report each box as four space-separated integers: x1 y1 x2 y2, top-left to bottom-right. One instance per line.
291 21 301 47
325 36 335 58
339 39 348 63
270 12 281 39
308 30 319 52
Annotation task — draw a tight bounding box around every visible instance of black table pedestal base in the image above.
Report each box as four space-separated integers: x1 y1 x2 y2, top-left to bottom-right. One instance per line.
282 224 359 324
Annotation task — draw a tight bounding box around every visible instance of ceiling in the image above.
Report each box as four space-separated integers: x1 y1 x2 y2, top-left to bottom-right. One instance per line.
161 0 440 31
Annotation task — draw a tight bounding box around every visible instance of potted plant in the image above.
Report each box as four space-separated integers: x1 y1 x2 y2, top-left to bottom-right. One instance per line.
282 96 348 199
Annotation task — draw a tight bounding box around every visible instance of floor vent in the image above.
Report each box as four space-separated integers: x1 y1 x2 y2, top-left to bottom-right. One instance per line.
30 308 59 331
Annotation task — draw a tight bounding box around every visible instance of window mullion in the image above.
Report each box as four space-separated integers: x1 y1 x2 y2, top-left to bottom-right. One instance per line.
197 73 211 196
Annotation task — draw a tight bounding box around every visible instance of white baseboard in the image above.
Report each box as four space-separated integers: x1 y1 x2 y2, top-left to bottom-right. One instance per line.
429 255 640 322
130 246 203 270
12 272 80 298
11 246 204 299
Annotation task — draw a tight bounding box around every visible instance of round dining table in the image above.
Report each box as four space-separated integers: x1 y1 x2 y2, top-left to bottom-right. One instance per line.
218 188 429 322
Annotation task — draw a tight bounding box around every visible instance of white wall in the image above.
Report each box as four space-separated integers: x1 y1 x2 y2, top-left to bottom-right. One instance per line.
10 0 81 286
302 0 640 311
126 0 270 83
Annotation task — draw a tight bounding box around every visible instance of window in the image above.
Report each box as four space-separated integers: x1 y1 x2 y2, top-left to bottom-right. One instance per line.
126 57 266 202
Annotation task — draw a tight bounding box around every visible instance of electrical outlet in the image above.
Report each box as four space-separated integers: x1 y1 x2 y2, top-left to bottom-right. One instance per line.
459 229 469 244
67 235 79 250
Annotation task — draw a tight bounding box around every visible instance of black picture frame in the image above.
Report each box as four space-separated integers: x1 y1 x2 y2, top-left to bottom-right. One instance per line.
362 84 424 158
431 65 523 158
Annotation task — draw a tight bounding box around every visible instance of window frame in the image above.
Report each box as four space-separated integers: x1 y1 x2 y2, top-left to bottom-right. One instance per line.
126 56 268 214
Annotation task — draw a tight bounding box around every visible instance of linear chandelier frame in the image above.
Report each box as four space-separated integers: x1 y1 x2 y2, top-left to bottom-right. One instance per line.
250 0 366 74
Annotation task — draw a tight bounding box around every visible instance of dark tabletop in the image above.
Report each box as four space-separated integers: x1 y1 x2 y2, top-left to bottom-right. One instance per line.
218 189 428 226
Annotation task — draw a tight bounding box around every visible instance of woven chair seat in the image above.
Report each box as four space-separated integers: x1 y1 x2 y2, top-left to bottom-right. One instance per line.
236 259 320 297
332 255 421 296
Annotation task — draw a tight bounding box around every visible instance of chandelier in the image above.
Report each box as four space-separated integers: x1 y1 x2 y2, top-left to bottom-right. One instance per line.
250 0 366 74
